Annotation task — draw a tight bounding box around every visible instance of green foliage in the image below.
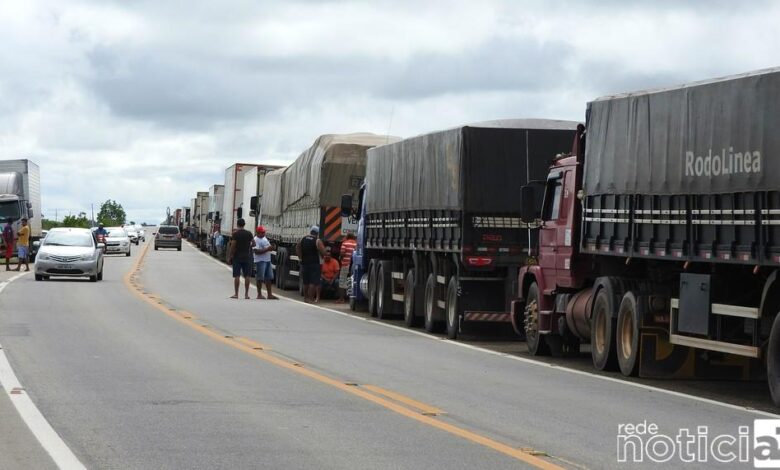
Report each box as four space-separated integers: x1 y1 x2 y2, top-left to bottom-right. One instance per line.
42 219 61 230
61 214 90 228
97 199 126 226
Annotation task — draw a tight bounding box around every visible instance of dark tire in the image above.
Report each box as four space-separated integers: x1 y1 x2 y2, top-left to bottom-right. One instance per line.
34 274 43 281
524 283 550 356
423 273 441 333
591 287 618 371
155 246 158 250
403 270 417 327
299 274 305 297
97 268 103 281
126 250 131 257
376 261 393 319
89 274 97 282
445 276 460 339
768 313 780 406
367 260 378 317
177 246 181 251
616 291 641 376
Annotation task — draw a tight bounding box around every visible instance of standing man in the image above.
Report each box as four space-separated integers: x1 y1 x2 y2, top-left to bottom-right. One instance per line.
227 218 254 299
296 225 326 303
252 226 277 300
2 218 14 271
15 218 30 272
337 232 357 303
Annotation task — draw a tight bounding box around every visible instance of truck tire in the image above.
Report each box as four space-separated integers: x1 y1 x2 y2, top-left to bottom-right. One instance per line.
524 283 550 356
424 273 441 333
768 313 780 406
445 276 460 339
403 270 417 327
367 260 378 317
349 272 358 311
376 261 393 319
591 287 618 371
616 291 641 376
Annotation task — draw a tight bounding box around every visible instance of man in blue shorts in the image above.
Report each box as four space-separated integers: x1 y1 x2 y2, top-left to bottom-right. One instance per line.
227 218 254 299
252 226 277 300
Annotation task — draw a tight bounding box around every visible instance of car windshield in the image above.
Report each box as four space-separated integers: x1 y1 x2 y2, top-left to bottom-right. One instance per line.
159 227 178 234
107 228 127 237
43 232 94 247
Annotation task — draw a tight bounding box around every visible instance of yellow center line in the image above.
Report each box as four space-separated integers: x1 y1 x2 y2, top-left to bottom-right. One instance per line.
122 243 565 470
361 384 444 416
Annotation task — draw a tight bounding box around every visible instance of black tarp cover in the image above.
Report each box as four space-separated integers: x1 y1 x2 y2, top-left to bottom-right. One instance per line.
366 119 577 213
584 67 780 196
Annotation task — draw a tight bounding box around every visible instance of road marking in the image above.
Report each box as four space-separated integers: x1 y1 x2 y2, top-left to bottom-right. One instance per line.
135 243 564 469
361 384 444 416
189 242 780 417
0 272 87 470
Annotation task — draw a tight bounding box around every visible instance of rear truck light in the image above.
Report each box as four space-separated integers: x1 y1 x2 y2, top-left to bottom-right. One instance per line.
476 246 497 253
466 256 494 267
482 233 502 242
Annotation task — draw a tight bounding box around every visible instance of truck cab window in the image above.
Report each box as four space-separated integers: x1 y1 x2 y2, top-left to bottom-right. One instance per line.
542 179 563 221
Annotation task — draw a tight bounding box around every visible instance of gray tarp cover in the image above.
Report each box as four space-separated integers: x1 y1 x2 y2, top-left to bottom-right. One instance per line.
366 119 578 213
262 133 398 216
584 67 780 196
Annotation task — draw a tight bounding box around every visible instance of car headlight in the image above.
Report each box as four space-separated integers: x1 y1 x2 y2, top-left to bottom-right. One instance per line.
37 252 51 261
121 241 128 246
80 252 97 261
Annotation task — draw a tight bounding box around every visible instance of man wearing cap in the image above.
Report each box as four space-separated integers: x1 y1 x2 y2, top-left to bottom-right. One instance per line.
296 225 326 303
252 226 277 300
15 218 30 272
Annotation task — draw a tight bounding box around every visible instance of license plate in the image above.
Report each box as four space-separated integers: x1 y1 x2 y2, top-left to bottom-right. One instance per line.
56 264 73 269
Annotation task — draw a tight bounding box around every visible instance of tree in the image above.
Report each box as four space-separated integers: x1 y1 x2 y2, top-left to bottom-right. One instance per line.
42 219 61 230
61 214 90 228
97 200 126 226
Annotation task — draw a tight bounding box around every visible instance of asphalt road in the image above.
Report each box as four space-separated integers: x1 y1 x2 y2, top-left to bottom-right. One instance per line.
0 238 777 469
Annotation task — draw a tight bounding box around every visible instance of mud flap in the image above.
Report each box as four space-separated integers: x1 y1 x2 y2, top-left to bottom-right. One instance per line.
638 327 762 380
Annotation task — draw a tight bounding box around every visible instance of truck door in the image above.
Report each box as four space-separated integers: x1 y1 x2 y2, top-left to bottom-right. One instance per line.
538 170 570 293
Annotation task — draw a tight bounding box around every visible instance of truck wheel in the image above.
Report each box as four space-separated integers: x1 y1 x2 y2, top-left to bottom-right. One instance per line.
616 291 641 376
424 273 441 333
591 287 618 371
445 276 460 339
767 313 780 406
349 273 358 311
403 270 417 327
367 260 378 317
524 283 550 356
377 261 394 319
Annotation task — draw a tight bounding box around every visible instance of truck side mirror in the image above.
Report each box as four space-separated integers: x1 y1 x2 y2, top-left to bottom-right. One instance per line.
340 194 353 217
520 186 537 223
250 196 259 211
236 207 243 219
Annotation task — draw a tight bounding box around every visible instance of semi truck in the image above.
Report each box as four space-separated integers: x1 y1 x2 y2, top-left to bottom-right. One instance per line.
262 133 397 290
0 159 42 257
206 184 224 256
193 191 209 249
342 120 577 338
242 165 283 230
513 68 780 403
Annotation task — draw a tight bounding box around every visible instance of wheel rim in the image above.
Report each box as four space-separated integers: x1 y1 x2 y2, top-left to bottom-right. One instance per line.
425 279 433 323
525 300 539 344
620 309 633 360
404 276 413 321
594 308 606 355
447 284 456 328
378 271 384 313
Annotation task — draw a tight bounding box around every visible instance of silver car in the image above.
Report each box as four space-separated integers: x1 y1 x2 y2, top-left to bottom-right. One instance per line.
34 227 104 282
105 227 132 256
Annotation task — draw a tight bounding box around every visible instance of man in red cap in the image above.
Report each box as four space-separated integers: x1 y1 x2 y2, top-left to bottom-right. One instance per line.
252 225 277 299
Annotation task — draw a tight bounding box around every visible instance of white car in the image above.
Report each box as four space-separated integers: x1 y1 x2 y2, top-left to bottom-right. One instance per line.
126 228 140 245
105 227 132 256
34 227 104 282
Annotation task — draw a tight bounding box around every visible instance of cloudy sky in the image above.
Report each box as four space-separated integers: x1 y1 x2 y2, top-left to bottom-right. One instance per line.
1 0 778 223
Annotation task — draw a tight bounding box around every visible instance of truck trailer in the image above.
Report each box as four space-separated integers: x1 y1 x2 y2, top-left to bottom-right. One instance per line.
241 165 284 231
193 191 209 249
514 67 780 403
0 159 42 258
262 133 397 291
344 120 577 338
206 184 225 256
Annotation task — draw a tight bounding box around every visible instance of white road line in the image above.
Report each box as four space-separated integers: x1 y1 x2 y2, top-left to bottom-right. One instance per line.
187 243 780 418
0 272 87 470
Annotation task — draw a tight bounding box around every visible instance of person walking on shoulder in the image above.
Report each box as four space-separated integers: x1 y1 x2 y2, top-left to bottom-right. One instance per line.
2 218 14 271
227 218 254 299
253 226 277 300
297 225 326 303
15 218 30 272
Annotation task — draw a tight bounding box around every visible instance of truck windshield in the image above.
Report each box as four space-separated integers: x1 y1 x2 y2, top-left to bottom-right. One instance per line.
0 201 21 220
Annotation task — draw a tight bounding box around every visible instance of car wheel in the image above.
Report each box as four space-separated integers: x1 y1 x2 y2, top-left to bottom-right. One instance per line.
35 274 43 281
126 250 131 257
89 274 97 282
177 246 182 251
97 268 103 281
155 245 159 250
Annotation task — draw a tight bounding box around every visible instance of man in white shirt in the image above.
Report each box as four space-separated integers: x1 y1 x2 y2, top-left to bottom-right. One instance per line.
253 226 277 299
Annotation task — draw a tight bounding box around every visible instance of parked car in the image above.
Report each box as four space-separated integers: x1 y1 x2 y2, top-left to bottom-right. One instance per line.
155 225 182 251
126 228 140 245
34 227 104 282
105 227 132 256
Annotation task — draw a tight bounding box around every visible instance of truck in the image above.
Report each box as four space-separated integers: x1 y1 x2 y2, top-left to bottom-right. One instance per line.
513 68 780 403
206 184 225 256
242 165 283 230
342 120 578 338
193 191 210 248
263 133 397 290
0 159 42 257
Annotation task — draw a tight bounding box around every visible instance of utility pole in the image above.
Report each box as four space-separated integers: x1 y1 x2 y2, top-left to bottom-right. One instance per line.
91 203 95 227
